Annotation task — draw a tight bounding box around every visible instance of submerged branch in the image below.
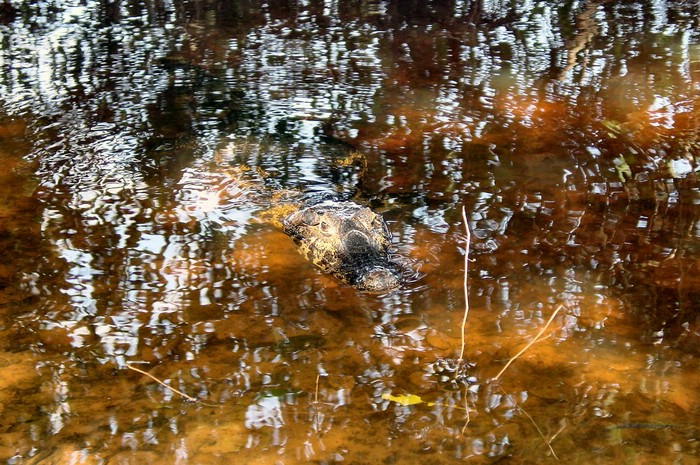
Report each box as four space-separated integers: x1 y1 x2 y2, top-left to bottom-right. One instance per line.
517 397 560 461
126 363 199 404
492 305 565 381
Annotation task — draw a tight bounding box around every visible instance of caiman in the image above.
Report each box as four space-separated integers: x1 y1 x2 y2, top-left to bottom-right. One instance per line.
211 141 402 294
283 198 401 293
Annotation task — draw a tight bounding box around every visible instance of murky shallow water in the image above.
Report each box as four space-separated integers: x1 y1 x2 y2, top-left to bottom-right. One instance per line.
0 1 699 464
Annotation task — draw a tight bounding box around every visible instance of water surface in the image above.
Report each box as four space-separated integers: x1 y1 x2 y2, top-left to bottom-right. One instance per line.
0 1 698 464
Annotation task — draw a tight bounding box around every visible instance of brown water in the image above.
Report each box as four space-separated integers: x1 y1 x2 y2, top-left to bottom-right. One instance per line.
0 1 699 464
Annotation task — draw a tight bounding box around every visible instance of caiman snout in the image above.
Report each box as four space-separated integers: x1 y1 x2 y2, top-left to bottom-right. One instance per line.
355 266 401 293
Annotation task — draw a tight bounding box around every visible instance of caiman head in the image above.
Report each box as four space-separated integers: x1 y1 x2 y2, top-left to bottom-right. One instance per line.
283 200 401 293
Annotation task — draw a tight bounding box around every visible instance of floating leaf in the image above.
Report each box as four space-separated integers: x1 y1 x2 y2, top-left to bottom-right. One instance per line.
382 393 434 406
601 119 623 137
613 155 632 182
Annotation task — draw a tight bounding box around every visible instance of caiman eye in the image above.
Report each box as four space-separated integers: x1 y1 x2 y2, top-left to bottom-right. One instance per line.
300 210 319 225
320 221 331 234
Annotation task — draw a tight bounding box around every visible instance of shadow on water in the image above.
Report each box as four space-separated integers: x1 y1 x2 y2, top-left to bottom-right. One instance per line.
0 1 699 463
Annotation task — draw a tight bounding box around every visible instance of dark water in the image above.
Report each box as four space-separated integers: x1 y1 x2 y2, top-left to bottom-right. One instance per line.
0 1 699 463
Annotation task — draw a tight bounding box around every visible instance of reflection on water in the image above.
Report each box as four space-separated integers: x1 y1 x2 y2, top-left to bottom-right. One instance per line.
0 1 699 463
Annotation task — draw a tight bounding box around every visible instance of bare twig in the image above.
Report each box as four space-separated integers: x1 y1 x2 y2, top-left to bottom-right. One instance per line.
495 385 559 460
458 205 471 363
461 398 471 434
311 373 323 431
492 305 565 381
458 206 473 433
548 419 568 444
314 374 320 404
126 363 198 403
517 400 560 460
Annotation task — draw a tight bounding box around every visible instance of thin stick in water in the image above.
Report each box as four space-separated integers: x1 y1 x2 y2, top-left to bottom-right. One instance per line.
314 374 320 404
458 205 471 363
126 363 198 403
492 304 564 381
461 398 471 434
497 384 559 461
518 403 560 461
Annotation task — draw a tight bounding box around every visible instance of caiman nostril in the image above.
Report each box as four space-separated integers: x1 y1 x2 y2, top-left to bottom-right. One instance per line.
355 266 401 294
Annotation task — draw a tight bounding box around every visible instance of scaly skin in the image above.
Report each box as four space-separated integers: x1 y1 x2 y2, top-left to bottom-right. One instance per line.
283 199 401 293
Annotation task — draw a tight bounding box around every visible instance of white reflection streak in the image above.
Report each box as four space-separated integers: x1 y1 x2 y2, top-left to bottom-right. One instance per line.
175 162 254 239
245 396 285 429
49 380 71 435
649 0 669 34
44 235 99 347
679 30 691 82
174 438 189 465
100 316 141 357
44 363 72 436
45 178 154 356
648 96 676 129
